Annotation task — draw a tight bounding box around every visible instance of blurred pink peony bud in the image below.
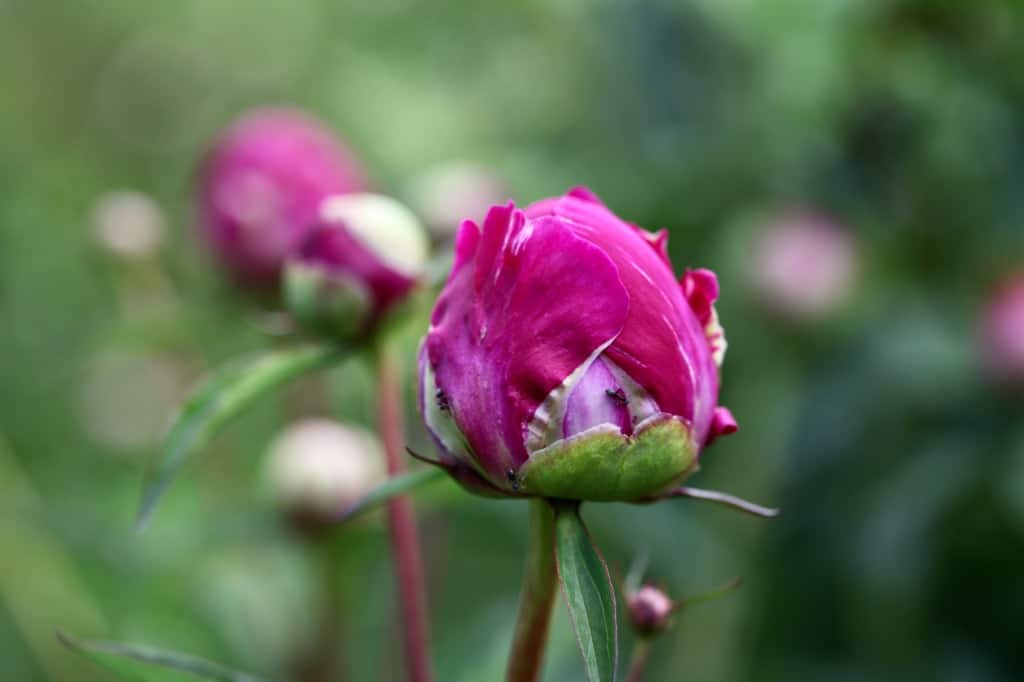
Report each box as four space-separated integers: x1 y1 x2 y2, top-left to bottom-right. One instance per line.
264 418 386 526
627 585 675 637
751 210 857 320
418 187 737 500
981 275 1024 382
283 193 429 340
196 108 368 288
405 161 507 241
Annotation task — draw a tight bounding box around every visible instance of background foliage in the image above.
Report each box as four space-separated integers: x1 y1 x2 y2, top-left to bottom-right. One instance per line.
1 1 1022 680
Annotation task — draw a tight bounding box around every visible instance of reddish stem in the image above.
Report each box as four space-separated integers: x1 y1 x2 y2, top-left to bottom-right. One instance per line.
625 640 652 682
376 346 434 682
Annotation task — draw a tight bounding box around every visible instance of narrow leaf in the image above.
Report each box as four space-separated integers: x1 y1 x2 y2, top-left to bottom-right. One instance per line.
137 344 343 529
554 502 618 682
336 467 446 522
58 631 269 682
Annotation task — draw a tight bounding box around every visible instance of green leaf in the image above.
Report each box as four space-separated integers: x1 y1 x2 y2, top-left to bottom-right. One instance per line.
554 502 618 682
137 344 343 529
58 632 269 682
336 467 446 522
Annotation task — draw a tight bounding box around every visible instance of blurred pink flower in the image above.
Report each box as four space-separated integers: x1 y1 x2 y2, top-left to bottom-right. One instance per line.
752 211 858 319
196 107 368 288
981 275 1024 382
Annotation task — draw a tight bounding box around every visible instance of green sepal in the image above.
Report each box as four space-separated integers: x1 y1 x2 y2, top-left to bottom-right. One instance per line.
519 416 698 501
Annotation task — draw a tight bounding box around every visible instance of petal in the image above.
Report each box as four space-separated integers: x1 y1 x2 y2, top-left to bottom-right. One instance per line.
682 268 728 367
562 357 632 440
426 205 629 488
705 406 738 447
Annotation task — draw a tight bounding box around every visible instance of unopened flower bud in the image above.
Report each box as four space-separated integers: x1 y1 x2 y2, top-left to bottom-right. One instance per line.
419 187 736 500
981 275 1024 383
627 585 676 637
752 210 857 320
197 108 367 288
405 161 507 240
90 190 166 261
264 418 385 527
284 193 428 341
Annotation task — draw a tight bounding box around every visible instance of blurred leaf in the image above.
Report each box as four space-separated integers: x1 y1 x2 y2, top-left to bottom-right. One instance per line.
337 467 446 522
554 502 618 682
137 344 344 529
58 632 269 682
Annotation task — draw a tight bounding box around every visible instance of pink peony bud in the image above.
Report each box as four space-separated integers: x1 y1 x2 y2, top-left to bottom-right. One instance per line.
981 275 1024 382
196 108 368 288
751 210 857 320
283 193 429 340
418 187 736 500
627 585 675 637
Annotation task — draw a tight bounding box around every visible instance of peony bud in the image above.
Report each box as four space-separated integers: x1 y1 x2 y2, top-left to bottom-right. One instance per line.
405 161 507 241
626 585 675 637
196 108 367 288
264 418 386 526
90 190 166 261
418 187 737 501
981 275 1024 383
283 193 429 340
751 210 857 320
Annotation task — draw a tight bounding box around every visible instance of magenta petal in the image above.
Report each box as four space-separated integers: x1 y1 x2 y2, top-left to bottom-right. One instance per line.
681 268 720 328
705 406 738 446
426 206 629 485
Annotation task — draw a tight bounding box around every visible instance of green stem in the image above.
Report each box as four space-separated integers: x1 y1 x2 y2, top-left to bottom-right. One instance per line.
506 499 558 682
625 640 652 682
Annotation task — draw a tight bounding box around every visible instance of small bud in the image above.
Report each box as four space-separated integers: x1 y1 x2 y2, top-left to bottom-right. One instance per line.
405 161 507 240
980 275 1024 383
284 193 428 341
627 585 676 637
264 418 386 528
751 210 857 320
90 190 166 261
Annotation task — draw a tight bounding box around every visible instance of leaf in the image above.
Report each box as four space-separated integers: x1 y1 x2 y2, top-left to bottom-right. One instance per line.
58 631 269 682
554 502 618 682
137 344 343 529
336 467 446 522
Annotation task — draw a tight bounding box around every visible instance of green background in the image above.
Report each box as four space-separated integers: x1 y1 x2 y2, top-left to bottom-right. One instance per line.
1 1 1022 680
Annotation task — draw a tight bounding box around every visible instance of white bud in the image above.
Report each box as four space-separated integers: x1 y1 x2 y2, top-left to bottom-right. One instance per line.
405 161 507 240
90 190 166 260
320 193 429 278
264 418 386 520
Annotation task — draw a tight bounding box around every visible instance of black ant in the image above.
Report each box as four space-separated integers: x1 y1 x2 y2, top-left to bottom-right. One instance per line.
606 388 629 406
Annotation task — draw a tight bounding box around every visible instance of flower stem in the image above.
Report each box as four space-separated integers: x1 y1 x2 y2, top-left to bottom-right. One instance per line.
375 344 434 682
625 639 652 682
506 499 558 682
